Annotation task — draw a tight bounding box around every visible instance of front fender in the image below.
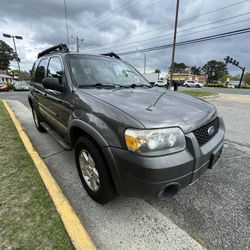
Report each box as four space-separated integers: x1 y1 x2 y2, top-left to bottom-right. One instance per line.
69 119 121 148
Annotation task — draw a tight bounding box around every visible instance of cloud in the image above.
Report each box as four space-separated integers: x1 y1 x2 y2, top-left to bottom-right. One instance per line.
0 0 249 74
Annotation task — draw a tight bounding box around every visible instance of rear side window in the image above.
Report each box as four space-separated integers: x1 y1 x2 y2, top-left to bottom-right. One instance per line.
47 57 64 84
35 58 48 83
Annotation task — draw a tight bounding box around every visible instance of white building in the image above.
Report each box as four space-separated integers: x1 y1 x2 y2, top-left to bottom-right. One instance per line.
0 74 13 83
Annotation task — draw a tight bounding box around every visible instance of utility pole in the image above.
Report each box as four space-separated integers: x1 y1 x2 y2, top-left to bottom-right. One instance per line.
169 0 180 91
144 53 146 73
3 33 23 72
72 35 84 52
63 0 70 46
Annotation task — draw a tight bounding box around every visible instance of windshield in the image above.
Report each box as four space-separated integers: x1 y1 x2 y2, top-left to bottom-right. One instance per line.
67 55 150 87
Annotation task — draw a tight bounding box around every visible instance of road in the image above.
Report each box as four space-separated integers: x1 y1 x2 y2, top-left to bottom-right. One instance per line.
178 86 250 95
1 91 249 249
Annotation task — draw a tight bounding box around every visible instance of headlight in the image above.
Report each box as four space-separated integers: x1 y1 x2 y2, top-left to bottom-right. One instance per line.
125 127 186 155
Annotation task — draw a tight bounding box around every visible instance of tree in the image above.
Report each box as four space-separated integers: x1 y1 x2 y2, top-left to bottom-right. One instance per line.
190 66 202 75
231 74 241 81
154 69 161 73
11 69 30 80
202 60 228 83
0 40 19 71
169 62 189 73
243 72 250 85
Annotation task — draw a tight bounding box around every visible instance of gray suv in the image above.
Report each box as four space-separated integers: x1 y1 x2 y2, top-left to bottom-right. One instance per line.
28 44 225 204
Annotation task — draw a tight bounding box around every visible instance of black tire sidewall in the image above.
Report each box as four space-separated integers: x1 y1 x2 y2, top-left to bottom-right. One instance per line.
75 136 115 204
32 107 45 132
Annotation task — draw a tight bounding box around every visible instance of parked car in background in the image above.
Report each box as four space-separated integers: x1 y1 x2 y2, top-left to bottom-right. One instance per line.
183 80 204 88
227 83 235 88
0 83 9 92
154 80 167 87
226 81 246 88
13 81 30 91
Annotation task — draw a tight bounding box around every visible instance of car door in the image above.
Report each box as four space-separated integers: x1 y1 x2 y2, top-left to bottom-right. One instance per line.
43 56 72 137
189 81 195 87
31 58 50 118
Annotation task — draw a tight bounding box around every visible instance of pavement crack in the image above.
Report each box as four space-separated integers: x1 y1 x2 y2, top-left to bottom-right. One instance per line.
224 139 250 149
43 150 65 159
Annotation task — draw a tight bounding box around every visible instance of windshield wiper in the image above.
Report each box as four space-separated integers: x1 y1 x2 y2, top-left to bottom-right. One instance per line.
79 82 130 88
127 83 152 88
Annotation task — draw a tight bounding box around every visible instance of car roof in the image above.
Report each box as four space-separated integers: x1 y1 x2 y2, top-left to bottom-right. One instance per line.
37 44 123 63
37 52 123 63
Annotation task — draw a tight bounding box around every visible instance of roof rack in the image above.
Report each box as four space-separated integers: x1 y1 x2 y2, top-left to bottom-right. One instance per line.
101 52 121 60
37 43 69 58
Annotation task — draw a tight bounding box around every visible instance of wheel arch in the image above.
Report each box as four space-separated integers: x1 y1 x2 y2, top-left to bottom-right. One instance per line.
69 120 123 194
69 120 109 148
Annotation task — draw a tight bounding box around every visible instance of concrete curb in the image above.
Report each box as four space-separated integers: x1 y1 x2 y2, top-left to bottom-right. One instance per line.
3 100 96 250
201 93 222 100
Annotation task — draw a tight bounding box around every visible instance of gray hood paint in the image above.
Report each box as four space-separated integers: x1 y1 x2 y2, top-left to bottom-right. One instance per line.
79 87 216 132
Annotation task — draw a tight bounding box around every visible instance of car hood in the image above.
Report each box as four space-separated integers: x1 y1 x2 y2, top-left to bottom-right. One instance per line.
80 88 216 132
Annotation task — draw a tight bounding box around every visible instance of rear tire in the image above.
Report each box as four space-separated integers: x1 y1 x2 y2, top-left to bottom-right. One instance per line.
75 136 116 204
196 84 201 88
32 107 46 132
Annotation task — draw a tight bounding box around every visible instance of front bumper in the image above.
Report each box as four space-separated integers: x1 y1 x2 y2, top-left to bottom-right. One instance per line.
104 117 225 199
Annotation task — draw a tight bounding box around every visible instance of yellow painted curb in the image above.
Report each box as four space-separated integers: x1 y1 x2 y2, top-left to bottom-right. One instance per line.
3 100 96 250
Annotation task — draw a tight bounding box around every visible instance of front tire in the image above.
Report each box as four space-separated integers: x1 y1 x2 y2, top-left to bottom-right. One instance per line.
32 107 46 132
75 136 116 204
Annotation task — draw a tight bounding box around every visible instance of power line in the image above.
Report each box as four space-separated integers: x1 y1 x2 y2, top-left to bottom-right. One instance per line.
113 18 250 54
84 0 250 51
71 0 134 37
117 28 250 56
78 0 165 39
85 12 250 53
178 0 250 24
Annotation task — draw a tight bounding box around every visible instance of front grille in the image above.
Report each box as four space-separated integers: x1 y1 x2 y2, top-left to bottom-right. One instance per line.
192 117 219 146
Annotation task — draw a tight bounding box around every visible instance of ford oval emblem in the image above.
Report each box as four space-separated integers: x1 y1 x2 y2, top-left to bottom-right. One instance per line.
207 126 215 136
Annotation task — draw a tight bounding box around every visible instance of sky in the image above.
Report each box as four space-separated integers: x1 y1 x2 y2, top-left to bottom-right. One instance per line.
1 0 250 75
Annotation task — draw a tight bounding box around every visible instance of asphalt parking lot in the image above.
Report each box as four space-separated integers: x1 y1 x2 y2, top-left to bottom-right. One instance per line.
0 91 249 249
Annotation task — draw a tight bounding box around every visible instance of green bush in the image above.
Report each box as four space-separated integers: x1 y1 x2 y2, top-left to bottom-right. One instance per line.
205 84 225 88
7 83 14 90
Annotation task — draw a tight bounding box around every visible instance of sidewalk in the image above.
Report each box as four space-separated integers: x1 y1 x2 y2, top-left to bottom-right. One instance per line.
5 99 204 250
208 93 250 104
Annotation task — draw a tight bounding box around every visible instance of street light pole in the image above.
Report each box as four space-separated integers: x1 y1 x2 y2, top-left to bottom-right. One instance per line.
169 0 180 91
11 36 21 72
3 33 22 72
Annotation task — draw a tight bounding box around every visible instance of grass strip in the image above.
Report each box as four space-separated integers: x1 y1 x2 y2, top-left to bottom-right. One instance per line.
179 90 218 98
0 101 72 249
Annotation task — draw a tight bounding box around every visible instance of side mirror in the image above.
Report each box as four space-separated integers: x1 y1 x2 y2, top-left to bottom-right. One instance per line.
42 77 64 92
